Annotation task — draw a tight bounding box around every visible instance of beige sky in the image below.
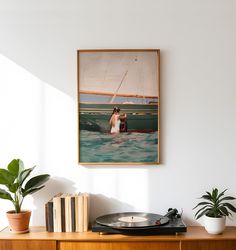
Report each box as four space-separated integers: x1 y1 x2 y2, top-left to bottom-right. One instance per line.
79 51 159 98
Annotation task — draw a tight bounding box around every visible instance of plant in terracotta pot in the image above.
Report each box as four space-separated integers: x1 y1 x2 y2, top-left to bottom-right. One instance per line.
0 159 50 233
193 188 236 234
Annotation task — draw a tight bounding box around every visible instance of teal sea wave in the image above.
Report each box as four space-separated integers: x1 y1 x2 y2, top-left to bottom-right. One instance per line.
80 130 158 162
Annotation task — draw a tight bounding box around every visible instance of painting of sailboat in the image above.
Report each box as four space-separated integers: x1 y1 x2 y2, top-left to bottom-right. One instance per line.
78 49 160 164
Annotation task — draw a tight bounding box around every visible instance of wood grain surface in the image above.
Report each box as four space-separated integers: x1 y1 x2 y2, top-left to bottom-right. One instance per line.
1 226 236 250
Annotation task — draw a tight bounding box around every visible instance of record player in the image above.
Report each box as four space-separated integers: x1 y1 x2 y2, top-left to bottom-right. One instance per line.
92 208 187 235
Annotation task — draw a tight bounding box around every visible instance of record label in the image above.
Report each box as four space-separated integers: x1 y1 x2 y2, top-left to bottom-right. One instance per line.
118 216 147 223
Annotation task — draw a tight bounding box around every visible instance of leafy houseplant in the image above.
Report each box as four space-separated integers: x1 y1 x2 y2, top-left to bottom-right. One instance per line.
193 188 236 234
0 159 50 232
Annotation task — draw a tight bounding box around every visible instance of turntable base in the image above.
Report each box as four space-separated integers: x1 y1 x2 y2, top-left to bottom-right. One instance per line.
92 217 187 235
92 210 187 235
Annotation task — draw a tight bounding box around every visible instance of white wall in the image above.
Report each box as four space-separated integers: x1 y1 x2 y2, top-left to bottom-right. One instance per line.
0 0 236 228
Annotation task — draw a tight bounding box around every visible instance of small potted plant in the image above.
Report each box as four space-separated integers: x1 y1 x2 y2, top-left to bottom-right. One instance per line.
0 159 50 233
193 188 236 234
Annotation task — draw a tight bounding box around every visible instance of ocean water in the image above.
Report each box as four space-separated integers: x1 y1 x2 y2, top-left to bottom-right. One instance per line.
80 130 158 163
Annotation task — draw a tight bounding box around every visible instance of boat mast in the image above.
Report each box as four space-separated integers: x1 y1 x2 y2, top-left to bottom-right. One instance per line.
110 56 139 104
109 70 128 103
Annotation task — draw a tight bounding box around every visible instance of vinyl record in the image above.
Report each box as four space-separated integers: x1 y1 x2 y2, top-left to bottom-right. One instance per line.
96 212 169 229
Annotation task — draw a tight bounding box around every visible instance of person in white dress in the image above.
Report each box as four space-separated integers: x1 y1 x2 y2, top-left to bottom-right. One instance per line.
109 107 126 134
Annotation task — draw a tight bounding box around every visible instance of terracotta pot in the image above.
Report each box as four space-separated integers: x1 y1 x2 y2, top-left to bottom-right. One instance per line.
6 210 31 233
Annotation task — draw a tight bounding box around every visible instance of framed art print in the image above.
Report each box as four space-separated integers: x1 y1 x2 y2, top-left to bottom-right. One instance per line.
78 49 160 164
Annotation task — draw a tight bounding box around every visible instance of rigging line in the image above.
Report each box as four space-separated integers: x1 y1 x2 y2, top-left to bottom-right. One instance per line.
110 55 138 104
139 56 146 104
109 70 128 103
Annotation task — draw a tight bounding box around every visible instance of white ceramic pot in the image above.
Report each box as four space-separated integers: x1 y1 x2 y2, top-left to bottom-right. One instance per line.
204 215 226 234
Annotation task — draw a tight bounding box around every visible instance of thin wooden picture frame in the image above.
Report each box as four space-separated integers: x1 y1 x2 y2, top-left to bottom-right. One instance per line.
77 49 160 165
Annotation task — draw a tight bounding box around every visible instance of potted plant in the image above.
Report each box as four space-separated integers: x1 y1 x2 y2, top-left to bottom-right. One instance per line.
193 188 236 234
0 159 50 233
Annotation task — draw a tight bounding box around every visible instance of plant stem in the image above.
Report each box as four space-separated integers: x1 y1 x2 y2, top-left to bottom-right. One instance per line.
14 202 20 213
14 189 21 213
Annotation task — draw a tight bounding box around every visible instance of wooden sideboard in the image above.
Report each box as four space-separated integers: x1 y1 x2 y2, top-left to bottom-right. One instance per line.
0 226 236 250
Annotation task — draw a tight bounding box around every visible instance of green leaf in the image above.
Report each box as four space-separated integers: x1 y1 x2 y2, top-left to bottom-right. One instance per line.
0 169 15 185
0 188 13 200
194 205 211 218
18 166 36 185
200 194 212 201
223 203 236 213
206 210 220 217
219 196 236 203
7 183 19 193
196 208 211 220
216 189 227 201
22 185 45 197
212 188 218 202
219 206 229 216
24 174 50 190
7 159 24 178
206 191 212 196
193 201 212 210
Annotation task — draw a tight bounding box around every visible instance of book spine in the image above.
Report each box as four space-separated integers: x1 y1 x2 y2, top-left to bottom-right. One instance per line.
61 196 66 232
48 201 54 232
65 195 72 232
78 194 84 233
53 198 57 232
45 203 49 231
71 196 76 232
83 193 89 232
53 196 62 232
75 195 79 232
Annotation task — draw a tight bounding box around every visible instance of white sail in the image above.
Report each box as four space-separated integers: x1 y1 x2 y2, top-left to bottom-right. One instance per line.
79 51 158 98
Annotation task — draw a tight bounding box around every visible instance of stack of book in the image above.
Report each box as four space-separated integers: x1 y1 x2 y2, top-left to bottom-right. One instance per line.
45 193 89 232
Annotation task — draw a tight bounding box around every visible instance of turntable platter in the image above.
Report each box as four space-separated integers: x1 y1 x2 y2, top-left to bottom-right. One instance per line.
96 212 169 229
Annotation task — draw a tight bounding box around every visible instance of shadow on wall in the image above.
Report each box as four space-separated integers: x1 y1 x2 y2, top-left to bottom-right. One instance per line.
32 184 135 226
31 177 77 226
89 194 134 225
184 216 201 227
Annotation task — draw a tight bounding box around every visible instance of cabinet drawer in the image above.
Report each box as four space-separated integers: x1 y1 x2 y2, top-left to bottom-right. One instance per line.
0 240 56 250
181 240 236 250
59 241 180 250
